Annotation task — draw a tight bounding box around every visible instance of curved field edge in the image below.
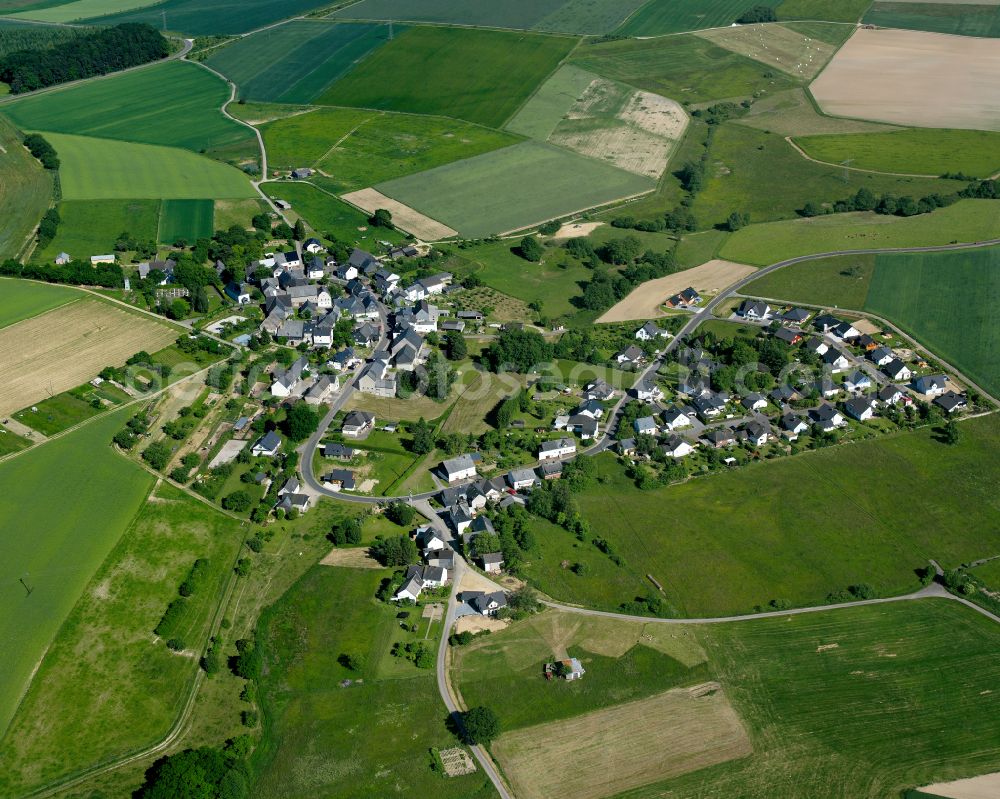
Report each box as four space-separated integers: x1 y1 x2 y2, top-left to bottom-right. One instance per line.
0 114 52 261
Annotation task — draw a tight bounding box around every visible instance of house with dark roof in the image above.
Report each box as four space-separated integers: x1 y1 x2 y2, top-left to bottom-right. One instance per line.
251 430 282 457
736 299 771 320
882 358 912 382
442 453 478 483
934 390 967 414
913 374 949 396
342 410 375 438
845 396 876 422
810 404 845 431
464 590 507 616
323 469 356 491
774 327 803 346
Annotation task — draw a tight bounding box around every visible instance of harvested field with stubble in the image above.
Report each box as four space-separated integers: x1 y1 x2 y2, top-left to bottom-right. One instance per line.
597 259 756 322
319 546 383 568
493 685 751 799
0 300 176 416
341 187 457 240
811 27 1000 131
696 22 836 79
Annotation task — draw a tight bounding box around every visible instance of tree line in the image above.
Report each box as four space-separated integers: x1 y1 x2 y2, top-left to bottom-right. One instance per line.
0 21 90 60
0 23 169 94
0 256 123 288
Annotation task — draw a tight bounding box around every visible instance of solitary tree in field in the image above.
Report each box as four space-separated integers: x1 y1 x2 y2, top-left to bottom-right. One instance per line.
943 420 960 446
517 235 544 262
369 208 393 228
462 706 500 745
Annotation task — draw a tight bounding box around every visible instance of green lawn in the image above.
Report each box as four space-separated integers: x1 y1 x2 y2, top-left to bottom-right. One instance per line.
205 20 394 104
571 34 802 106
3 61 253 153
0 409 154 737
158 199 215 244
13 388 105 435
0 113 52 261
0 482 245 797
261 181 405 246
9 0 159 21
0 279 80 327
455 611 710 731
251 566 496 798
863 1 1000 38
795 128 1000 178
44 133 256 200
642 601 1000 798
261 107 521 190
317 25 576 128
34 199 160 263
376 140 654 237
525 416 1000 617
331 0 649 35
865 246 1000 397
694 125 957 229
744 252 875 308
719 199 1000 265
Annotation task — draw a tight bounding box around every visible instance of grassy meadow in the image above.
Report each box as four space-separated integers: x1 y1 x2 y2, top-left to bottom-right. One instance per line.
719 199 1000 264
744 252 876 307
252 566 496 798
570 33 801 106
376 140 654 237
34 199 159 262
0 482 246 797
205 20 393 105
317 26 576 128
46 133 256 200
525 416 1000 617
80 0 329 34
0 114 52 261
736 87 901 137
863 1 1000 37
617 0 780 35
158 199 214 243
0 409 154 737
9 0 159 22
3 61 252 153
795 128 1000 178
331 0 649 34
0 279 79 327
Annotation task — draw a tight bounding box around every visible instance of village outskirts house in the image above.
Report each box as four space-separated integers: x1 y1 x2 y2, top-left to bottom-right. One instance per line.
442 453 478 484
539 438 576 461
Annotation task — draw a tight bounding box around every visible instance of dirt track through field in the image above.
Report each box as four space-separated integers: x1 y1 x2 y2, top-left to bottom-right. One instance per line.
342 187 458 240
0 300 176 417
597 260 756 323
493 683 751 799
811 28 1000 131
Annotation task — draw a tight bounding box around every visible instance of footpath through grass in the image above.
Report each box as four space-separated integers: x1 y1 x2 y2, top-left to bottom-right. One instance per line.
0 482 246 796
0 408 154 738
525 416 1000 617
252 566 496 798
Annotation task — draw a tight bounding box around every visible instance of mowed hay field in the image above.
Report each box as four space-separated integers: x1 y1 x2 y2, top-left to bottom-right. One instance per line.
45 133 256 200
811 28 1000 131
0 114 52 261
0 409 153 737
316 26 576 128
736 87 901 137
865 246 1000 396
205 20 393 105
644 601 1000 798
331 0 649 35
375 141 654 236
0 298 176 417
34 200 159 264
794 128 1000 178
341 188 457 239
0 483 246 796
158 199 214 243
494 687 750 799
0 280 80 328
3 61 252 153
695 22 838 80
524 417 1000 617
863 1 1000 38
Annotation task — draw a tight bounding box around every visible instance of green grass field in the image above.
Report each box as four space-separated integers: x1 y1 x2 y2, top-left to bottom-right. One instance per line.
262 181 405 246
693 125 956 228
213 198 268 230
795 128 1000 178
525 416 1000 617
777 0 874 22
45 133 256 200
158 199 214 243
251 566 496 798
570 34 801 106
3 61 252 153
505 63 596 141
0 114 52 261
863 1 1000 37
80 0 330 35
0 279 79 327
0 409 154 737
34 199 159 263
205 20 394 104
617 0 779 35
0 482 245 796
317 26 576 128
744 252 875 307
332 0 649 34
737 87 901 138
261 106 520 190
376 140 654 237
9 0 158 22
643 601 1000 798
866 246 1000 396
719 199 1000 264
